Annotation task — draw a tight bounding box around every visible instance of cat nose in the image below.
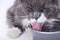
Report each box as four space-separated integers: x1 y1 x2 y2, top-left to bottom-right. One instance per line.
35 17 38 20
34 12 41 20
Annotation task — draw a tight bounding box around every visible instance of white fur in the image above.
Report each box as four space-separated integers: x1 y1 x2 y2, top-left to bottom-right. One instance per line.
7 27 21 38
22 19 30 28
37 13 47 23
30 19 36 24
22 18 37 27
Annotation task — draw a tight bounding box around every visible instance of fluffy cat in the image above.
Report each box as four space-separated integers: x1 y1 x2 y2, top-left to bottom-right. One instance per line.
7 0 59 38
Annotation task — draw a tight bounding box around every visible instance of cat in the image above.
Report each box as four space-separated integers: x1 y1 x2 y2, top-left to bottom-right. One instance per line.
7 0 59 38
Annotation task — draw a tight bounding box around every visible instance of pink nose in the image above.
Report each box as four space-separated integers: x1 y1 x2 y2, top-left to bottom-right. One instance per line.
31 22 42 31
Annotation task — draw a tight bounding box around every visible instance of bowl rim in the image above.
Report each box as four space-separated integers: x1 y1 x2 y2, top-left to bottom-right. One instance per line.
32 30 60 34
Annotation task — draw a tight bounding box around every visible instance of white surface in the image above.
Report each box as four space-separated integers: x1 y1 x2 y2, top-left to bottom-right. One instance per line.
0 0 32 40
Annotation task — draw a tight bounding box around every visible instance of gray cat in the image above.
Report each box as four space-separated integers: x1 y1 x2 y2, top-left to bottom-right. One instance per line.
7 0 59 38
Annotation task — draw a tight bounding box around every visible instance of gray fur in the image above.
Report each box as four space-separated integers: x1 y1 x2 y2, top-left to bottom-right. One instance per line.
7 0 59 34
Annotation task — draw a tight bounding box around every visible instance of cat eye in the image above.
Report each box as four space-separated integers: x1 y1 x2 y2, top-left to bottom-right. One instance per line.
27 7 33 12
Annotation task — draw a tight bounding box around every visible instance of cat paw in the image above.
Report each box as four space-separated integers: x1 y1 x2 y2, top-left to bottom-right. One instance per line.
7 27 22 38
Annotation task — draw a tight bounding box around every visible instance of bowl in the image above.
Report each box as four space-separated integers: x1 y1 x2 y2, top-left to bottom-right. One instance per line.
32 30 60 40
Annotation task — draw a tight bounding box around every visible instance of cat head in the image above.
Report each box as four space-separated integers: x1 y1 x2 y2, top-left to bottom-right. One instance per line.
13 0 59 21
18 0 59 19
